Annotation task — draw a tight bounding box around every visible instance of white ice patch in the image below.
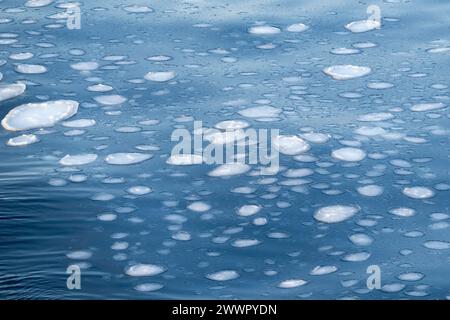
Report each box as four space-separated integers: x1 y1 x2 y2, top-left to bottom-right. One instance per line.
166 154 203 165
208 163 250 177
314 205 359 223
0 83 26 102
330 47 360 55
278 279 308 288
15 64 47 74
310 265 338 275
25 0 53 7
367 82 394 89
127 186 152 195
9 52 33 60
357 184 383 197
349 233 373 246
323 65 371 80
300 132 330 144
187 201 211 212
94 95 127 105
397 272 424 281
105 153 152 165
1 100 78 131
248 25 281 35
134 283 163 292
331 147 366 162
238 105 281 120
423 240 450 250
214 120 249 130
123 5 154 13
342 252 371 262
70 62 99 71
87 84 113 92
355 126 386 136
237 204 261 217
273 135 310 155
67 250 92 260
59 154 97 166
125 264 166 277
62 119 96 128
410 102 445 112
286 23 309 33
6 134 39 146
358 112 394 122
206 270 239 281
389 207 415 217
345 19 381 33
231 239 260 248
144 71 176 82
402 186 435 199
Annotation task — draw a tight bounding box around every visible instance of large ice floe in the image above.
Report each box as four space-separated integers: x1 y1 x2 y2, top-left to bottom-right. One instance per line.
1 100 78 131
0 83 26 102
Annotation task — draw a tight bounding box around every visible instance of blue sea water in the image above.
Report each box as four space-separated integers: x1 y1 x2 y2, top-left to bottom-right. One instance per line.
0 0 449 299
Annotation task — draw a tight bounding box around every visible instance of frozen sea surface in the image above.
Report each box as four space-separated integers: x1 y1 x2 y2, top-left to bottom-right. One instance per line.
0 0 449 300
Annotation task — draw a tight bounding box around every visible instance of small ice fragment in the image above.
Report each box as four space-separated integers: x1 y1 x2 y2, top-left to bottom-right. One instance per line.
125 264 166 277
323 65 371 80
208 163 250 177
314 205 359 223
59 154 97 166
7 134 39 146
144 71 176 82
105 153 152 165
206 270 239 281
286 23 308 33
331 147 366 162
0 83 26 102
248 25 281 35
402 186 435 199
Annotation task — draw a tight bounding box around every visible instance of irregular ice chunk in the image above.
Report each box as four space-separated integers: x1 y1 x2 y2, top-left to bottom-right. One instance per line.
59 154 98 166
273 135 310 155
125 264 166 277
402 186 435 199
345 20 381 33
0 83 26 102
2 100 78 131
278 279 308 288
7 134 39 146
323 65 371 80
166 154 203 165
331 147 366 162
286 23 309 33
208 163 250 177
144 71 176 82
314 205 359 223
94 95 127 105
206 270 239 281
15 64 47 74
105 153 152 165
248 25 281 35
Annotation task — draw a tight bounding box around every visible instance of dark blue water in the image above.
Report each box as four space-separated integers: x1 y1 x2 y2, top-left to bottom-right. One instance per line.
0 0 449 299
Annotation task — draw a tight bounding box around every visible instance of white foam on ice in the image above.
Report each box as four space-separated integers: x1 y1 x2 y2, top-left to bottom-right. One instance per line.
314 205 359 223
6 134 39 146
331 147 366 162
402 186 435 199
206 270 239 281
144 71 176 82
323 65 371 80
0 83 26 102
2 100 78 131
59 154 98 166
105 153 152 165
